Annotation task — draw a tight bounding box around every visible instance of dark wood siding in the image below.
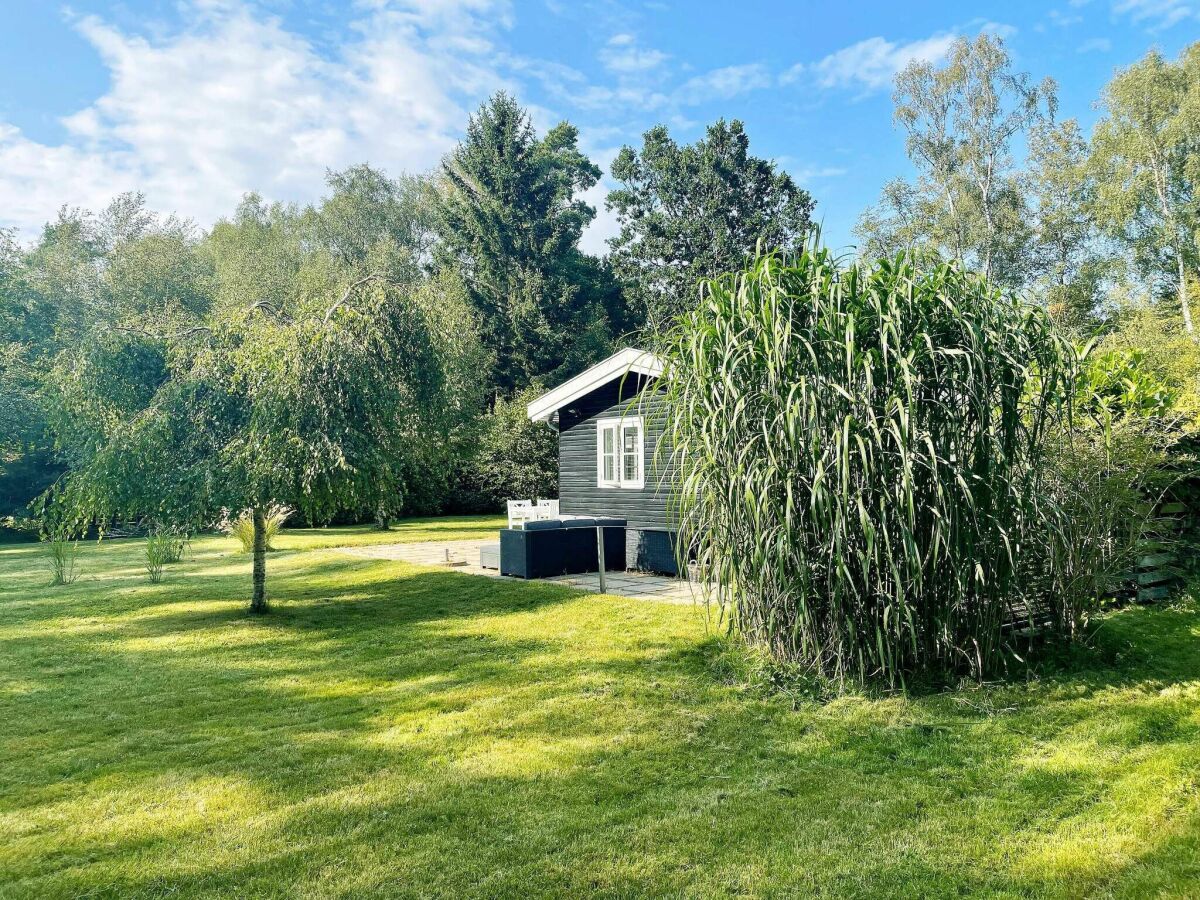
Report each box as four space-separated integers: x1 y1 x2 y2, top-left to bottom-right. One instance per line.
556 374 676 532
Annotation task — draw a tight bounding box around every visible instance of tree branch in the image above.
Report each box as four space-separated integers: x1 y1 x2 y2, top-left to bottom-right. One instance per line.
324 273 387 324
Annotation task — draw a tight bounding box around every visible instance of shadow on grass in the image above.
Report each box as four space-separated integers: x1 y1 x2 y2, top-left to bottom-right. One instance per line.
3 546 1200 897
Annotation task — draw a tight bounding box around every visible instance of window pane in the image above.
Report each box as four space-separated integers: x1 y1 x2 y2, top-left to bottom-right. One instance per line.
604 455 615 481
622 425 640 482
603 427 614 454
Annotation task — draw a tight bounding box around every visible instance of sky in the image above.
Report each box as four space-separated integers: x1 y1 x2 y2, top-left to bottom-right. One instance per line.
0 0 1197 255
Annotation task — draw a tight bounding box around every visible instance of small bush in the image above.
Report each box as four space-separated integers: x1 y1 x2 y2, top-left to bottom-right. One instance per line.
45 534 80 586
219 504 293 552
144 527 187 583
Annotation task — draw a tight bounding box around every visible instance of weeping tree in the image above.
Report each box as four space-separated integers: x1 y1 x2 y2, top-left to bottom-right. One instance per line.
43 271 465 613
661 246 1078 684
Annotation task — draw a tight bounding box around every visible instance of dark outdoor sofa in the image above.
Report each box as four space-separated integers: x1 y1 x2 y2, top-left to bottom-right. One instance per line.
499 517 626 579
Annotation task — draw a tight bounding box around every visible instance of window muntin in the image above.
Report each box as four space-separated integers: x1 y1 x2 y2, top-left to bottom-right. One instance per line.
596 416 644 489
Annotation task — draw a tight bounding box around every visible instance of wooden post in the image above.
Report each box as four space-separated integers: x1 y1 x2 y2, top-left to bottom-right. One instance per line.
596 525 607 594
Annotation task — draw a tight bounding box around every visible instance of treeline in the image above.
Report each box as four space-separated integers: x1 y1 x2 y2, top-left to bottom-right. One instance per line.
0 93 814 529
856 35 1199 338
1 36 1198 538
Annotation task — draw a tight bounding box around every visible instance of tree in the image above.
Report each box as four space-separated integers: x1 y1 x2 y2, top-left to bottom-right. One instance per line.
1027 120 1112 330
1 198 209 516
435 93 616 394
45 199 479 612
462 387 558 510
1089 43 1200 335
856 33 1056 287
607 119 814 332
308 164 438 278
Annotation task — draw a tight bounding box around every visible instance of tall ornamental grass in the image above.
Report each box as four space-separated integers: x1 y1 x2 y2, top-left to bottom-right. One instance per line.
219 504 293 553
45 533 81 586
662 248 1077 685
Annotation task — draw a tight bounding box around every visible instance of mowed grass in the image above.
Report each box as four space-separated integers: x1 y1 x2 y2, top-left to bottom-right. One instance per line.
2 518 1199 898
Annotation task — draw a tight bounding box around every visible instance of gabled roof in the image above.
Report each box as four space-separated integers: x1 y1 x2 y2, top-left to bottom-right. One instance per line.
527 347 665 422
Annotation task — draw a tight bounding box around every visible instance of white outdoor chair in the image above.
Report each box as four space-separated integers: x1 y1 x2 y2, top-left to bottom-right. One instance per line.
507 499 534 529
534 499 560 520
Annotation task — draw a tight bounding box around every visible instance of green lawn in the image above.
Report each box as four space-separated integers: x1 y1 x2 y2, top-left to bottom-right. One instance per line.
2 517 1199 898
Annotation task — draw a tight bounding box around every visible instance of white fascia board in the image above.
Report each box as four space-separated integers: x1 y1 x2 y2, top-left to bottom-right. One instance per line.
527 347 664 422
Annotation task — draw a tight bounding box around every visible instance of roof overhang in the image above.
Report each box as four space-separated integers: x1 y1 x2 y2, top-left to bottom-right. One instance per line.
527 347 665 422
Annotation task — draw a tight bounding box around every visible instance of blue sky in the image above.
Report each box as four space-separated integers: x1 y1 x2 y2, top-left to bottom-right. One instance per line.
0 0 1197 253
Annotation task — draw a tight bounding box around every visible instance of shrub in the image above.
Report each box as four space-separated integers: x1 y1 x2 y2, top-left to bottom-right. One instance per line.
144 527 188 583
662 247 1077 686
455 389 558 511
45 533 80 586
1038 417 1174 617
219 504 293 553
1098 301 1200 431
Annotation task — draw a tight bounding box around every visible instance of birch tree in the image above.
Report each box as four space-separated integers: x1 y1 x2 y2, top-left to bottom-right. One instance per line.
856 33 1055 288
1089 44 1200 336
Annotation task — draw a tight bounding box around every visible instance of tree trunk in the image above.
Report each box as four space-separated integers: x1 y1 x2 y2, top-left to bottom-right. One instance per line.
1150 155 1193 337
1177 252 1195 336
250 507 267 614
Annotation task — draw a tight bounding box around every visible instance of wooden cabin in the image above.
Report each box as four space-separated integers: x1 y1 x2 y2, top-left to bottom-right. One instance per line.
527 348 679 575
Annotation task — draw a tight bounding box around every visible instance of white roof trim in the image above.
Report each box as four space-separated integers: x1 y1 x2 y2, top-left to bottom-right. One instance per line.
527 347 665 422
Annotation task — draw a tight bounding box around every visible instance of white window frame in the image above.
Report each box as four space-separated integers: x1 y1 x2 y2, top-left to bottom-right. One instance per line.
596 415 644 489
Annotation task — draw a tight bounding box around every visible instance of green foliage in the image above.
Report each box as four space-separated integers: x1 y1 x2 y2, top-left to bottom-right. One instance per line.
1098 300 1200 429
1038 417 1174 614
435 92 618 393
145 525 188 583
39 188 484 608
44 534 80 586
1027 120 1113 331
1076 347 1178 421
460 388 558 510
662 246 1077 685
220 504 292 553
1089 43 1200 334
608 119 814 332
855 33 1055 288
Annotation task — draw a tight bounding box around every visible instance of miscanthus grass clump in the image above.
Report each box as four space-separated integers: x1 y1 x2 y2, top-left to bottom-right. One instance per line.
662 247 1077 686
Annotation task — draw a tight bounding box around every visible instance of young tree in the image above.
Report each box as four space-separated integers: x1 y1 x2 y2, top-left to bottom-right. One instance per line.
856 33 1056 287
435 92 616 395
1089 43 1200 335
607 119 814 332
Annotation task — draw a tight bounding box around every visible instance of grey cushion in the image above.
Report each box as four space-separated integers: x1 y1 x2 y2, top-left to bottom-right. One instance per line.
522 519 564 531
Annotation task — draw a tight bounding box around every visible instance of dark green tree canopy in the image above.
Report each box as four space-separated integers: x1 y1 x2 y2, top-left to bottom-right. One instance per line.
434 92 617 395
607 119 815 332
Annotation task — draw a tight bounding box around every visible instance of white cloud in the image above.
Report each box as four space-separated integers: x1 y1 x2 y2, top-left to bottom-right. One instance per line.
599 33 669 74
1077 36 1113 51
0 0 510 237
675 63 772 105
1112 0 1196 28
790 165 849 183
1048 9 1085 25
576 143 622 256
808 32 958 92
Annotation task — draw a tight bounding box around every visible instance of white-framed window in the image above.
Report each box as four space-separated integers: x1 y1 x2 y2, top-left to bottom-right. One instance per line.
596 416 644 489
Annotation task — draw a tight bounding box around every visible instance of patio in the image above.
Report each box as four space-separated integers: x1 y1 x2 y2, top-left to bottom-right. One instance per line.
336 537 700 605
